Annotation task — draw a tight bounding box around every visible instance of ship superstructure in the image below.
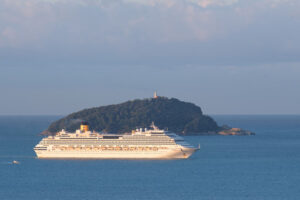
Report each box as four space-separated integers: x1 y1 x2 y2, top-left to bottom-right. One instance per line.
34 122 199 159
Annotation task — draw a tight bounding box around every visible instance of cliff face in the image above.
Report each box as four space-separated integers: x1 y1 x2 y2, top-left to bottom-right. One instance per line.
45 97 220 135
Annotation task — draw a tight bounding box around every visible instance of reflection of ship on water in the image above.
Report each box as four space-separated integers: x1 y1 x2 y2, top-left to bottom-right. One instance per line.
34 122 199 159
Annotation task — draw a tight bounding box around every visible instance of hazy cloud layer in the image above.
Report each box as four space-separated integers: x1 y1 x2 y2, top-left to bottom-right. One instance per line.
0 0 300 114
1 0 299 66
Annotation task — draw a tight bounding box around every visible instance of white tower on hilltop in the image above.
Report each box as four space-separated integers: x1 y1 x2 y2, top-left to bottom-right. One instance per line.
154 91 158 99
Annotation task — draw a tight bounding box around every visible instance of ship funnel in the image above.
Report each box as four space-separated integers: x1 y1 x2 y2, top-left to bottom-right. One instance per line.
80 122 89 132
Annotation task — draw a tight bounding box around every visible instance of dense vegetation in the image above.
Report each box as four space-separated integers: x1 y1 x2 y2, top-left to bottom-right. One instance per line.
46 97 220 135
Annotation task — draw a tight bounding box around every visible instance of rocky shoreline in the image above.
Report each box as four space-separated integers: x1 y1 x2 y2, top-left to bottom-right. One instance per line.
218 125 255 136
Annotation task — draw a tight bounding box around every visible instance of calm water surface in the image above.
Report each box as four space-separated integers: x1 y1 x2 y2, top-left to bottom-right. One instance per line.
0 115 299 200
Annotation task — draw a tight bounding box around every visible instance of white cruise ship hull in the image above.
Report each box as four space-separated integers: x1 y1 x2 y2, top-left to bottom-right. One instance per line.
35 148 197 159
34 123 199 160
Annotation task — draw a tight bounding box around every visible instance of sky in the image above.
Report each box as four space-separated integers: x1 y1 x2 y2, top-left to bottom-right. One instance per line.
0 0 300 115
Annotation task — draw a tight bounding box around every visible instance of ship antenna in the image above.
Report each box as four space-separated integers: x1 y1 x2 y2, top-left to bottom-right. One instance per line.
150 122 158 130
150 122 155 129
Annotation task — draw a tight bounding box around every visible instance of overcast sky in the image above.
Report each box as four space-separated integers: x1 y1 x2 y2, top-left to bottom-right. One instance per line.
0 0 300 115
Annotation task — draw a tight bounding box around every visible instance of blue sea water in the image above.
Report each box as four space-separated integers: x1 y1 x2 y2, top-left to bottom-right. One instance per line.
0 115 299 200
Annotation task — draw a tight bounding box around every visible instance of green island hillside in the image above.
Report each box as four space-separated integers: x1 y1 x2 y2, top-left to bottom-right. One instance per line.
45 97 254 136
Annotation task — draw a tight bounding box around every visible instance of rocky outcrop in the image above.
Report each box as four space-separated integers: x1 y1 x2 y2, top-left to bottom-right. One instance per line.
218 125 255 136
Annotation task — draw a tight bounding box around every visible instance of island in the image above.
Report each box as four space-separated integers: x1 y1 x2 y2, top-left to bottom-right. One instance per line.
43 96 255 136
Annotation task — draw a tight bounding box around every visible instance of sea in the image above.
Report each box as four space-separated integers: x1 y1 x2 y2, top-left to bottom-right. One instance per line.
0 115 299 200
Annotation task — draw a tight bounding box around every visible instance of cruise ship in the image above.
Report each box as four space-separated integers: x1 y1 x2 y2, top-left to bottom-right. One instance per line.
34 122 199 159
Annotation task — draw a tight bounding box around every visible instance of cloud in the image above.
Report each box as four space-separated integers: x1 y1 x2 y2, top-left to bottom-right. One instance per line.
267 0 300 7
189 0 239 8
120 0 240 8
8 0 239 8
0 0 218 47
1 27 17 47
0 0 299 67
